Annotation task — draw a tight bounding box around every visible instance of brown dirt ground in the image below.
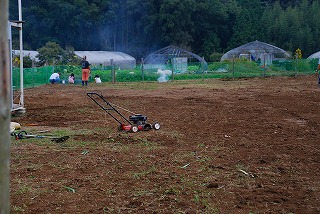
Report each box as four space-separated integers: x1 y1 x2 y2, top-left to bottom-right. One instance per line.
10 75 320 213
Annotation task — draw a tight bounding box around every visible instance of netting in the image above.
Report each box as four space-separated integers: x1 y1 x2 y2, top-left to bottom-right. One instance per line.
12 59 318 90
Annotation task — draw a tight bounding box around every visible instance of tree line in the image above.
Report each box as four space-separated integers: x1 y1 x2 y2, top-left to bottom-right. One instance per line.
9 0 320 61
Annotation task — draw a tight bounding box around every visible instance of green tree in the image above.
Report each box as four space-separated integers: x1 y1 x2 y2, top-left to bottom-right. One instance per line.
202 33 221 59
193 0 240 58
9 0 320 60
302 0 320 55
23 55 33 68
260 0 319 57
37 41 64 65
126 0 164 57
61 46 78 65
158 0 196 47
228 0 263 49
260 1 283 41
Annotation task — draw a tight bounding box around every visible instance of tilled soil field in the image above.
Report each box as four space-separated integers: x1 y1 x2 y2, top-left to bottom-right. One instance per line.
10 76 320 213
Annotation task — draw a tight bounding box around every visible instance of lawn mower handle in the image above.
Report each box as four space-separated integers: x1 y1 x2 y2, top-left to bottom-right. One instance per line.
87 92 132 125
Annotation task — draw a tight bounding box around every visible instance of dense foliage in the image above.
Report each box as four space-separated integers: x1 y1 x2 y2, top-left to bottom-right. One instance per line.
9 0 320 60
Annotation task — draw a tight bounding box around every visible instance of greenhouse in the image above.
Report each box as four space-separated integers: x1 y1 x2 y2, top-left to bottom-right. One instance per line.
220 40 291 65
307 51 320 63
12 50 39 61
74 51 136 69
143 45 207 73
12 50 136 69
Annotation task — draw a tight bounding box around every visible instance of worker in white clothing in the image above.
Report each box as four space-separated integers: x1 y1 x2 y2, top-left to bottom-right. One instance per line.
49 72 60 84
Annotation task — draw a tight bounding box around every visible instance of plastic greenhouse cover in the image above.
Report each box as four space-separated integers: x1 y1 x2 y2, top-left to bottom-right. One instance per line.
74 51 136 65
12 50 136 68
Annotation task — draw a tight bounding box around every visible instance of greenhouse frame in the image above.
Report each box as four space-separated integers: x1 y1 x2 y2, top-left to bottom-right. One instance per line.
220 40 291 64
143 45 208 73
307 51 320 63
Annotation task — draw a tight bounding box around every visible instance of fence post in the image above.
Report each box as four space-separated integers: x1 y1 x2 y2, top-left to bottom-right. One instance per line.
295 53 298 77
110 59 115 83
232 55 235 79
263 54 266 78
141 58 144 82
171 58 174 81
202 56 205 80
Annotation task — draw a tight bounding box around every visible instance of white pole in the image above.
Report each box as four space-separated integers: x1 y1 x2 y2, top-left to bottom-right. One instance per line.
8 21 13 110
18 0 24 106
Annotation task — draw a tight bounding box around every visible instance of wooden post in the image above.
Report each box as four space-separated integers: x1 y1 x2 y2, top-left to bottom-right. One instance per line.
170 58 174 81
295 53 298 78
141 58 144 82
263 54 266 78
0 0 11 213
232 55 235 79
110 59 115 83
202 56 205 80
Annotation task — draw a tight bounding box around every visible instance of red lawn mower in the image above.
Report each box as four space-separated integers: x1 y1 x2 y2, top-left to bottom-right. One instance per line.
87 92 161 133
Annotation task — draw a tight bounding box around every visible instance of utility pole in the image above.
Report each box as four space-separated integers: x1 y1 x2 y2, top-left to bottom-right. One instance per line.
0 0 11 213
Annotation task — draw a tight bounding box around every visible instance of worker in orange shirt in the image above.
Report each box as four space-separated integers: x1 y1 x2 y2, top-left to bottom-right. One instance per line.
81 56 91 86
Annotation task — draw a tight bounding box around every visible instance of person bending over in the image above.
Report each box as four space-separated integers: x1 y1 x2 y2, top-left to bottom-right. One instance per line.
49 72 60 84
